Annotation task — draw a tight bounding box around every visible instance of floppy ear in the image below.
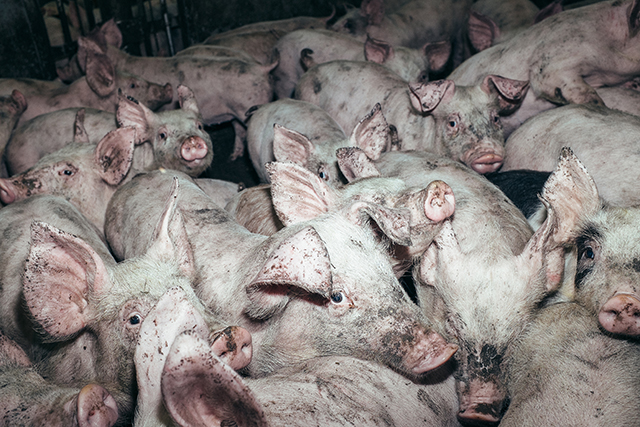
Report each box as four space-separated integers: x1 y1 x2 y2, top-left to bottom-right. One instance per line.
95 127 136 186
349 103 392 161
423 40 451 74
364 36 394 64
116 90 154 144
84 51 116 98
481 75 530 115
409 80 456 114
177 85 200 115
100 18 123 49
272 124 315 167
336 146 381 183
343 200 413 247
23 222 110 340
468 11 500 52
73 108 90 144
360 0 385 25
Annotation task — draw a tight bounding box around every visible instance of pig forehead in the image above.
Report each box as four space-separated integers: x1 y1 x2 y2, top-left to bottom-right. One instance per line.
156 110 200 127
586 208 640 254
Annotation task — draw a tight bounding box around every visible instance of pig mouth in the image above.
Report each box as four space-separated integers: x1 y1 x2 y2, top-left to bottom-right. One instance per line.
467 153 504 174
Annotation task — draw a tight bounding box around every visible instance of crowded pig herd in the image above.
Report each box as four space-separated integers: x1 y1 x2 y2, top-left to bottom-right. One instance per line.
1 0 640 425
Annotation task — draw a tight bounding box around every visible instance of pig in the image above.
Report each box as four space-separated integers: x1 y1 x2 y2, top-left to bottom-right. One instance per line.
204 13 334 41
0 53 172 125
596 85 640 118
159 331 463 427
272 28 451 98
0 332 119 427
295 60 529 173
173 44 257 62
224 184 283 235
246 99 394 186
0 90 27 175
501 301 640 425
0 126 137 231
5 86 213 177
502 104 640 206
202 30 286 65
75 21 277 160
104 169 458 379
2 189 251 424
336 148 589 423
194 177 242 208
449 0 640 136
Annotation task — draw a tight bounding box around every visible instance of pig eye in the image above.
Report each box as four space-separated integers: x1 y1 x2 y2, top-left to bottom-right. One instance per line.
62 169 74 176
159 131 167 140
129 82 137 89
318 166 329 181
197 122 203 131
492 113 501 125
447 116 458 128
330 292 344 304
582 246 595 260
129 314 142 325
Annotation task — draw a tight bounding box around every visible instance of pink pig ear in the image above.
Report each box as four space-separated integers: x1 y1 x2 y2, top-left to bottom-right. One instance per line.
481 75 530 114
409 79 456 114
246 226 333 320
23 222 110 340
423 40 451 74
468 11 500 52
272 124 315 167
267 161 338 226
73 108 90 144
360 0 385 25
100 18 123 49
76 384 119 427
336 146 381 183
95 127 136 186
349 103 393 161
364 35 394 64
116 91 153 144
344 200 413 247
84 50 116 98
162 332 268 427
177 85 201 115
534 0 563 24
0 333 32 367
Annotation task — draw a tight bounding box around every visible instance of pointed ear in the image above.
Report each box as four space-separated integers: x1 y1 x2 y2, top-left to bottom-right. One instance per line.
267 161 338 226
101 18 123 49
85 51 116 98
409 80 455 114
73 108 90 144
419 220 462 286
162 332 268 427
77 384 119 427
272 124 314 166
481 75 530 114
23 222 110 340
177 85 200 115
116 90 153 144
146 177 196 279
535 0 563 24
349 103 392 161
246 227 333 320
468 11 500 52
336 146 381 183
344 200 412 246
77 34 108 72
364 36 394 64
518 147 600 292
423 40 451 74
95 127 136 186
360 0 385 25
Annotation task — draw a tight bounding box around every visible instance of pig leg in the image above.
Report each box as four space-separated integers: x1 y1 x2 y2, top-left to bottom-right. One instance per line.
532 70 605 106
230 119 248 161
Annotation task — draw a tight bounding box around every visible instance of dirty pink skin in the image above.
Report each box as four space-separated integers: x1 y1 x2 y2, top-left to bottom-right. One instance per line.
76 20 277 161
7 189 243 425
105 169 458 378
595 85 640 118
331 0 472 50
0 59 172 125
247 99 394 186
272 28 450 98
502 104 640 206
6 85 212 177
450 0 640 136
338 148 589 424
295 60 528 173
0 126 136 231
0 89 27 164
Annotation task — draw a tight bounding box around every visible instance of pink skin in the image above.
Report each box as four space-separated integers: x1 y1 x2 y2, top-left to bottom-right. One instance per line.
457 379 505 424
210 326 253 371
469 153 504 174
599 293 640 336
424 180 455 223
76 384 120 427
180 135 209 163
0 179 16 205
405 330 459 374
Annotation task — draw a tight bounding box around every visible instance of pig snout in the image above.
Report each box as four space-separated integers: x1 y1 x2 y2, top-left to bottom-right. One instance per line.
424 180 455 223
211 326 253 371
181 136 209 163
457 379 506 425
599 293 640 336
0 179 17 205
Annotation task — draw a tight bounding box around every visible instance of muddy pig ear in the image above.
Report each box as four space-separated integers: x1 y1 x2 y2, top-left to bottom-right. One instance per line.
364 36 395 64
272 124 315 167
100 18 123 49
76 384 119 427
23 222 110 340
423 40 451 74
95 126 136 186
360 0 385 25
146 177 195 279
481 75 530 115
468 11 500 52
246 227 333 320
349 103 393 161
162 332 268 427
336 146 381 183
409 79 456 114
344 200 412 247
73 109 90 144
85 50 116 98
177 85 201 115
116 91 154 144
267 161 338 226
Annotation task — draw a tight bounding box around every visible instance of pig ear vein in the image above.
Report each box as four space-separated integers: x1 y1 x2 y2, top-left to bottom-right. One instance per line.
85 51 116 98
272 124 314 166
23 222 109 340
116 92 151 144
95 127 136 186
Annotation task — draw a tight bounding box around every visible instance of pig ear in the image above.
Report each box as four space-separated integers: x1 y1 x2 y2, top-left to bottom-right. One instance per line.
300 48 317 71
95 126 136 186
518 147 600 292
481 75 530 115
100 18 123 49
360 0 385 25
0 333 32 367
630 0 640 37
364 36 394 64
162 332 268 427
423 40 451 74
177 85 200 115
468 11 499 52
272 124 314 167
23 222 110 340
336 146 381 183
73 108 90 144
77 34 107 72
246 227 333 320
76 384 119 427
85 51 116 98
267 161 338 226
9 89 27 115
420 220 462 286
344 201 413 246
349 103 392 161
116 91 153 144
535 0 563 24
409 80 456 114
146 177 196 279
